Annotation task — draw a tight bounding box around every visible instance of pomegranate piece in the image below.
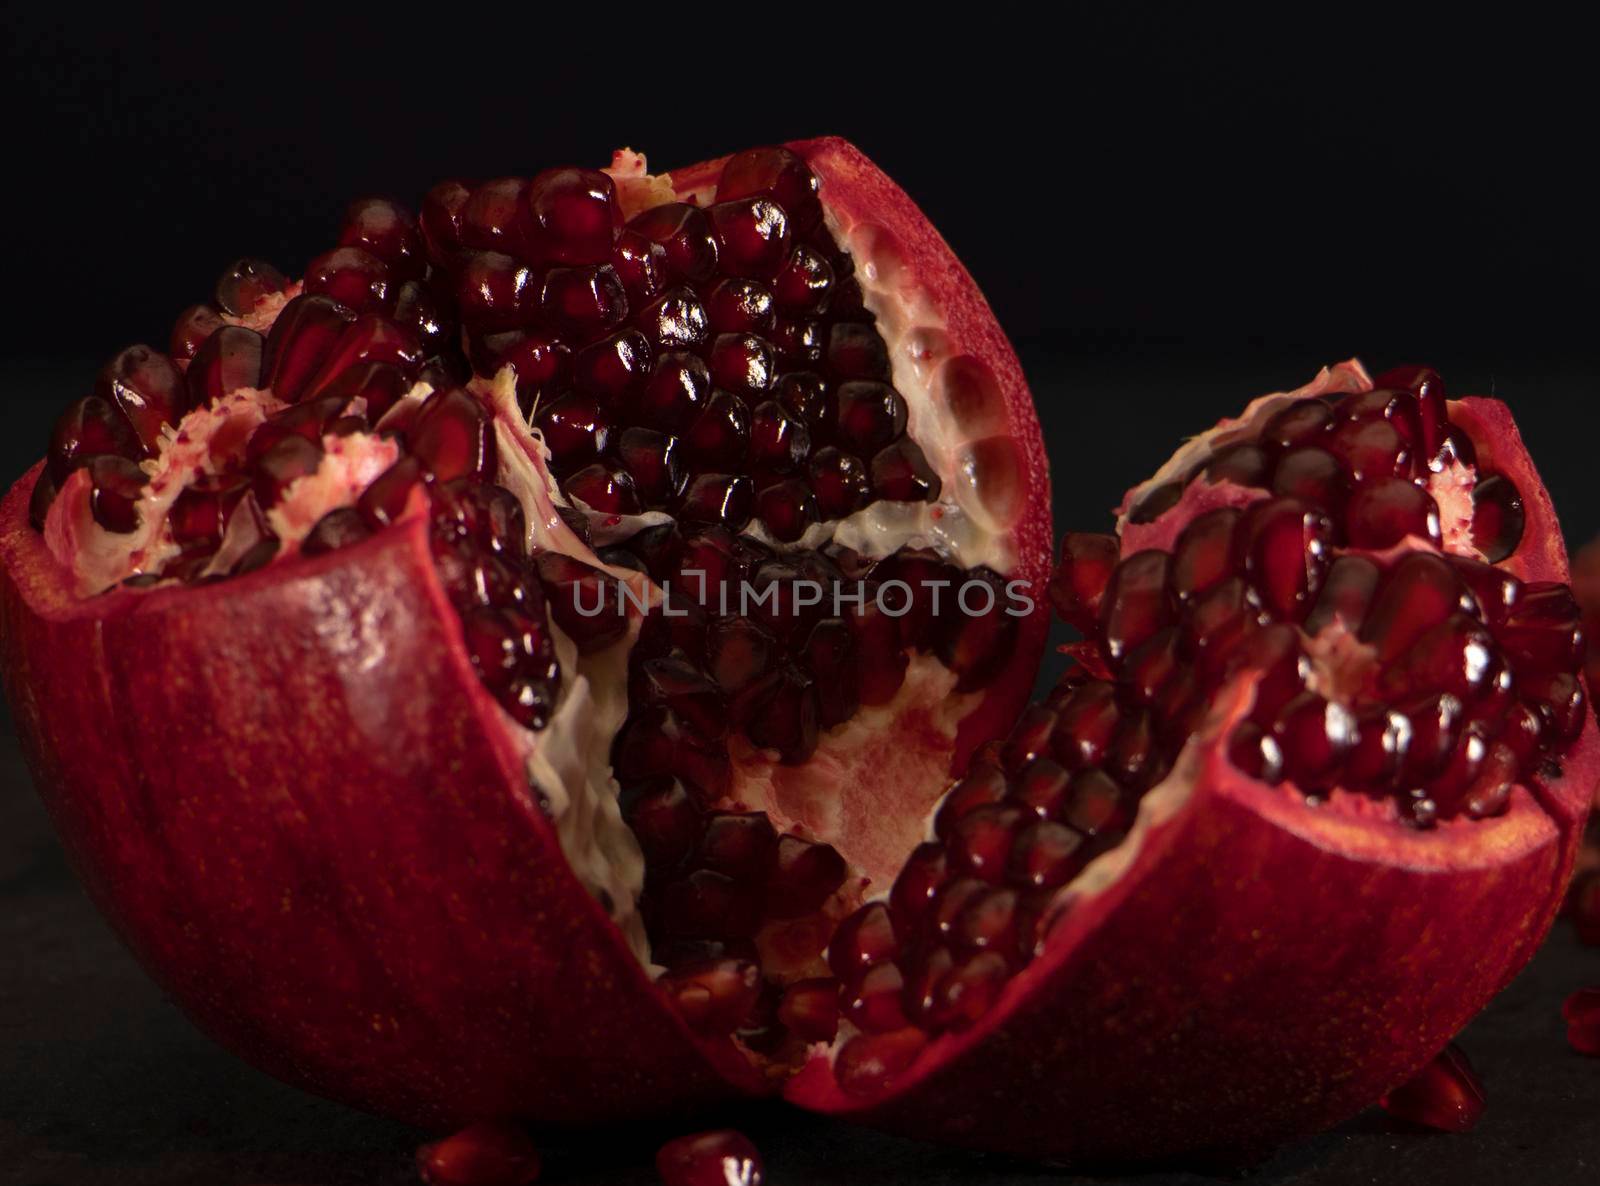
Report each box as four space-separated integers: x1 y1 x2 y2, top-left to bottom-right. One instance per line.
1379 1044 1486 1132
417 1121 541 1186
656 1130 764 1186
2 139 1061 1153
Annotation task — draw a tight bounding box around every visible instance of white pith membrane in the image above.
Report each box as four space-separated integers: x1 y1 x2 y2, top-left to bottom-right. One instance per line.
800 360 1569 1092
38 151 1034 1013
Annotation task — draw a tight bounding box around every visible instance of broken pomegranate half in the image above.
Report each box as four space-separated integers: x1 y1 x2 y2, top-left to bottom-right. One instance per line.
782 361 1596 1159
0 141 1051 1130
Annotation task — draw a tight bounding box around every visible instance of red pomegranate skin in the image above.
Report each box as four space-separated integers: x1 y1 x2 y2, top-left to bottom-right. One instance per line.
0 139 1051 1128
786 373 1599 1161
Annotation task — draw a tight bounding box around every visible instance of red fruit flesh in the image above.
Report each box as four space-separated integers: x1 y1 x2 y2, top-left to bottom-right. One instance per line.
0 139 1050 1132
786 361 1595 1161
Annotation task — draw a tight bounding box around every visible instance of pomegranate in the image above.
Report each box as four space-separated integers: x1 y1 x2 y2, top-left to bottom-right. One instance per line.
0 142 1052 1130
783 362 1597 1159
1 135 1591 1162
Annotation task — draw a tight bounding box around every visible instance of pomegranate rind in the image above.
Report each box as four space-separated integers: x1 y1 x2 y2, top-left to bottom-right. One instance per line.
787 380 1597 1161
0 141 1053 1129
0 464 765 1125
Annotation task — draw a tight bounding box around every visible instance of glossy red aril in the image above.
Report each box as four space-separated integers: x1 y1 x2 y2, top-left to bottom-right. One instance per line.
1379 1044 1486 1133
656 1130 764 1186
416 1121 542 1186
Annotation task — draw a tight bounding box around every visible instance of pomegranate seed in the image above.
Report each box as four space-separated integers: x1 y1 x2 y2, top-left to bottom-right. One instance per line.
1326 416 1410 480
705 616 776 695
755 479 819 543
660 959 761 1035
1450 556 1522 623
778 978 841 1043
1398 694 1465 788
251 435 322 507
301 507 372 556
1496 583 1584 672
850 595 909 704
925 950 1010 1030
767 836 846 917
1345 478 1442 549
748 400 810 473
1100 550 1172 663
1233 497 1333 623
1343 706 1410 790
432 481 526 560
736 664 819 762
659 870 762 940
709 197 790 279
871 438 941 502
934 767 1009 839
187 325 265 407
1373 365 1449 463
707 333 776 399
304 245 392 313
831 381 906 455
844 960 911 1032
1226 624 1309 723
705 277 776 334
834 1026 929 1096
1184 577 1264 677
826 322 891 381
1362 554 1472 664
319 360 410 421
263 294 358 403
679 474 754 529
303 316 422 399
773 244 834 313
802 616 860 727
1379 1043 1485 1132
338 196 422 278
536 553 629 653
623 286 707 352
656 1129 764 1186
1062 768 1135 836
828 902 898 979
1471 474 1525 562
1564 987 1600 1057
460 177 532 255
717 146 822 231
626 780 702 873
1007 821 1088 890
357 457 427 528
1271 446 1346 510
214 257 286 316
890 843 950 929
948 805 1024 883
526 167 617 266
683 391 752 470
1201 442 1269 488
419 179 473 263
534 394 610 476
457 252 536 330
572 329 649 402
1303 554 1381 637
411 390 496 482
635 352 710 431
1049 532 1120 632
416 1120 541 1186
615 427 684 507
1271 692 1356 792
610 228 666 302
1259 398 1334 449
808 447 869 519
169 303 224 363
48 395 143 482
1168 508 1240 603
87 456 146 533
628 203 718 283
1379 614 1495 701
94 345 188 450
1052 681 1120 768
770 317 823 368
696 812 778 883
1520 671 1587 743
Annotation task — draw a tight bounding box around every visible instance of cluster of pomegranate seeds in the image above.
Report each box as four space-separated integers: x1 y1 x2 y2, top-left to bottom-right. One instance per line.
423 147 937 540
416 1120 542 1186
1564 987 1600 1056
1130 366 1524 561
812 668 1146 1094
1378 1043 1486 1132
655 1129 764 1186
1059 370 1586 826
607 531 1018 1044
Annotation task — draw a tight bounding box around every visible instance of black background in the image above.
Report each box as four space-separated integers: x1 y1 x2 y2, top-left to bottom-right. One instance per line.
2 11 1597 1185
